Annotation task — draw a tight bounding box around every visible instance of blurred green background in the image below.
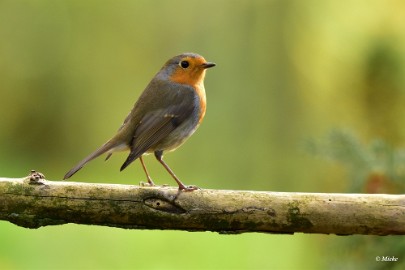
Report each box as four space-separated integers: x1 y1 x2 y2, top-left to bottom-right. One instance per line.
1 0 405 269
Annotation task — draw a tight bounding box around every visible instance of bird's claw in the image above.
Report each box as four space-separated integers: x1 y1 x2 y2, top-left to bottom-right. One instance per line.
179 185 200 192
139 181 170 188
139 181 155 187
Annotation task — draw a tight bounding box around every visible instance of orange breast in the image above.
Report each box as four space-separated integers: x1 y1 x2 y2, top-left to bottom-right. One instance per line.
195 84 206 124
170 68 207 124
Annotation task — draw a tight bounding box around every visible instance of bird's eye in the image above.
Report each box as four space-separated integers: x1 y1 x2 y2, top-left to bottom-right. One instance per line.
180 60 189 69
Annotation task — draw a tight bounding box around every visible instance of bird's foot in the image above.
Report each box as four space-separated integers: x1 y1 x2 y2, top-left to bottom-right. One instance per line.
139 179 169 188
140 177 155 187
178 184 200 192
139 181 154 187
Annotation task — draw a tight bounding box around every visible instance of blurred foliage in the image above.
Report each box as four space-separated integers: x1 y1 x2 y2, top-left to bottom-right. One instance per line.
325 235 405 270
307 129 405 193
1 0 405 269
307 130 405 270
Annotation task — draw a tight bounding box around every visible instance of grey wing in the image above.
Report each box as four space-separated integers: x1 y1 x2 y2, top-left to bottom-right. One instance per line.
119 88 197 171
105 110 133 161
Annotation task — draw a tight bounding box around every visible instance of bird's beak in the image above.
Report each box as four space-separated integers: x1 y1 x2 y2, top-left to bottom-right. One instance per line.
201 62 216 69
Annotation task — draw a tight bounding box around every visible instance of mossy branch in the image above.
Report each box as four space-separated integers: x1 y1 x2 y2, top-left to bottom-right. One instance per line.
1 173 404 235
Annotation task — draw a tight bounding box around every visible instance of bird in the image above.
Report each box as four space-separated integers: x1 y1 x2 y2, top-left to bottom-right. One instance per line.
63 53 215 191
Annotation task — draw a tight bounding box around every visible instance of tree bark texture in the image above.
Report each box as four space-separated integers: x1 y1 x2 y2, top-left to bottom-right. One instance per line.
0 174 404 235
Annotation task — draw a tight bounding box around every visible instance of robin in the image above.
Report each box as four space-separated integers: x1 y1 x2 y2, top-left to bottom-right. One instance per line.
64 53 215 191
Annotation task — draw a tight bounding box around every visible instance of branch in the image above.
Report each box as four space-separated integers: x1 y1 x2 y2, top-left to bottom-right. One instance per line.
1 172 404 235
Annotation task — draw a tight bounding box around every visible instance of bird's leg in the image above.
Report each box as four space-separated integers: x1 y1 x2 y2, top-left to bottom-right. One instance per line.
139 156 155 186
154 151 199 191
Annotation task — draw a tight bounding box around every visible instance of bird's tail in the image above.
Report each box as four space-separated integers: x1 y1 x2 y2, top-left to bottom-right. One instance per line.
120 148 144 172
63 140 123 180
